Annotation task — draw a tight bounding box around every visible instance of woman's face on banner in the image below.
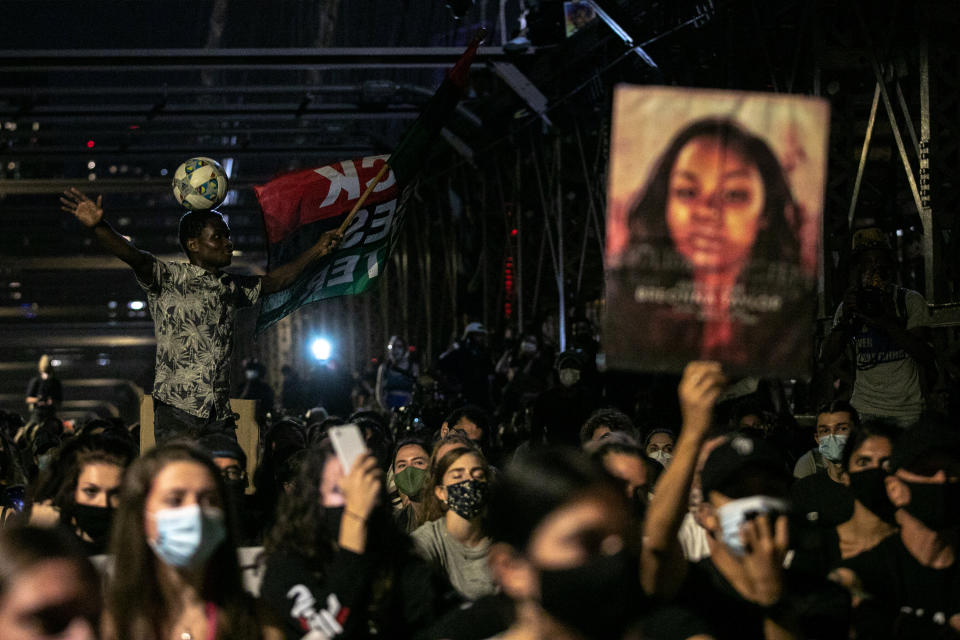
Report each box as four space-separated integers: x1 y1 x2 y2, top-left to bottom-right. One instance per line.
665 135 766 276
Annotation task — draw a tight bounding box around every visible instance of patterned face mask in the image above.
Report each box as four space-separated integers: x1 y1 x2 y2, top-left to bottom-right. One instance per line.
444 478 488 520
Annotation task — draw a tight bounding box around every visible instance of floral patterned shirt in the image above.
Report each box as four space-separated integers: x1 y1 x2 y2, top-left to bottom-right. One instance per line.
138 260 261 419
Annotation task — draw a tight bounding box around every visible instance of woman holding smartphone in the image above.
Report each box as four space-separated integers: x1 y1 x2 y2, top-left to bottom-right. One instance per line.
260 442 440 639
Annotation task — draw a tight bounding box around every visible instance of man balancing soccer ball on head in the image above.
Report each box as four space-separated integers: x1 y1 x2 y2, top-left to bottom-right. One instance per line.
60 187 341 444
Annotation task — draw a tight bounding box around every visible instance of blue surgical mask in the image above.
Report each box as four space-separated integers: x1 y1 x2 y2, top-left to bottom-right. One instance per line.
818 434 848 463
149 504 226 568
715 495 789 556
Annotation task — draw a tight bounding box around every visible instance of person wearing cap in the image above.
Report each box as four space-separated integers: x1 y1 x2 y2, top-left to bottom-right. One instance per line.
529 350 600 448
197 433 261 544
640 362 850 640
820 227 935 428
437 322 495 409
832 420 960 637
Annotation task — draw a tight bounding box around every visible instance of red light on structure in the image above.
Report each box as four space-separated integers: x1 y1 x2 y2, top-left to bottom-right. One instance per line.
511 228 518 237
86 140 95 148
128 125 140 130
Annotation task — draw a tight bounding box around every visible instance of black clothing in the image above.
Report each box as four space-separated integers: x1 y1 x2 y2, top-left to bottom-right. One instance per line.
530 384 599 448
840 535 960 638
25 375 62 422
790 471 855 528
260 548 439 639
422 594 514 640
643 559 850 640
788 523 842 580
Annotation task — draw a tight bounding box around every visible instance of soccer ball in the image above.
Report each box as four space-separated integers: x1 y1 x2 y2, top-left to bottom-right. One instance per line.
172 157 228 210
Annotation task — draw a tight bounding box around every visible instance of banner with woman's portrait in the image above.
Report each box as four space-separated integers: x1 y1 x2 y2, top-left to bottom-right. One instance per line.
603 86 829 376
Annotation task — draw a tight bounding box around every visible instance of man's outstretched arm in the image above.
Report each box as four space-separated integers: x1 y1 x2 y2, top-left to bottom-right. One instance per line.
60 188 155 284
260 230 341 295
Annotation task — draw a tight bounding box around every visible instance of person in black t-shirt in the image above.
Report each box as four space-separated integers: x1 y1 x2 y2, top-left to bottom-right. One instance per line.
640 362 850 640
260 443 442 639
789 420 899 580
833 420 960 637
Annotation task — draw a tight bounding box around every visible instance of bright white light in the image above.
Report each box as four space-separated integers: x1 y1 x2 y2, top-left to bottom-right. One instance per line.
87 160 96 170
311 338 332 361
50 359 62 367
127 300 145 311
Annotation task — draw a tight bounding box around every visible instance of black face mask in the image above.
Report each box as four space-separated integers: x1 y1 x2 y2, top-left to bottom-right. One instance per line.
903 481 960 532
539 549 642 639
847 468 896 522
69 503 114 544
320 506 344 542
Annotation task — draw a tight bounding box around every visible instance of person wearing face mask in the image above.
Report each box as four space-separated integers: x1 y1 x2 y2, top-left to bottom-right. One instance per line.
788 405 857 530
27 433 135 556
261 443 439 639
833 420 960 638
412 446 496 601
197 433 263 545
103 444 271 640
793 400 859 479
789 421 899 580
482 447 648 640
530 351 600 448
640 362 850 640
820 228 935 428
392 437 431 532
644 428 676 468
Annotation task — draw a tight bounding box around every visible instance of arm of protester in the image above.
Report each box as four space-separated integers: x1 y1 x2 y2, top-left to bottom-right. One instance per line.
60 188 156 285
641 361 725 598
28 501 60 527
338 453 382 555
260 230 342 295
819 291 858 366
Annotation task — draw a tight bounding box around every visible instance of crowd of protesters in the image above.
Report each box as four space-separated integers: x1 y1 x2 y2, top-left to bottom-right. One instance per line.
1 322 958 640
0 190 950 638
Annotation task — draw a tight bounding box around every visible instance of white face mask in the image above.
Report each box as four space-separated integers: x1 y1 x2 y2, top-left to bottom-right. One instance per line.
649 450 673 467
558 368 581 387
715 495 789 556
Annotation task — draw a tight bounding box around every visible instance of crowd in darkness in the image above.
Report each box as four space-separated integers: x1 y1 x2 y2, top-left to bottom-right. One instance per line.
0 190 954 639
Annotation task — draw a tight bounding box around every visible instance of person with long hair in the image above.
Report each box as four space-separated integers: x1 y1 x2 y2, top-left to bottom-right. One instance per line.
607 117 811 371
260 444 440 639
27 433 135 556
412 445 496 601
0 525 102 640
103 443 272 640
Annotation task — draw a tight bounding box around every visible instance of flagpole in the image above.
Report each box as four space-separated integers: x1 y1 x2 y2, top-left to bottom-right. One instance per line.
335 162 391 236
335 26 486 238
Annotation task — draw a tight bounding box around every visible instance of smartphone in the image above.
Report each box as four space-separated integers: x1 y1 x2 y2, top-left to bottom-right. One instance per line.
329 424 368 474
